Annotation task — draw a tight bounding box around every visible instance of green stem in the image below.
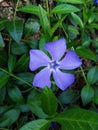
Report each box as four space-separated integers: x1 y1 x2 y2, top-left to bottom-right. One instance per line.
13 0 20 20
80 66 89 86
0 67 40 92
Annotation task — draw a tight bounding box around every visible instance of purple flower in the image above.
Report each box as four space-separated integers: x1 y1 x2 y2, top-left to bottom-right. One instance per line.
29 38 82 91
94 0 98 4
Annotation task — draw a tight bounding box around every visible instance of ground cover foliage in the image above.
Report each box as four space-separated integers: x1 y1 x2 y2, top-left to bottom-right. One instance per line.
0 0 98 129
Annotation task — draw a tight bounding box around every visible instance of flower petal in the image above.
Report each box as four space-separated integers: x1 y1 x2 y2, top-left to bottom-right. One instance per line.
60 50 82 70
53 69 75 90
29 50 51 71
33 67 51 88
45 38 66 60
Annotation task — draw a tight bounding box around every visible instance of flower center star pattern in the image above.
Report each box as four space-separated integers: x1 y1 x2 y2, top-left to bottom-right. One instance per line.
29 38 82 91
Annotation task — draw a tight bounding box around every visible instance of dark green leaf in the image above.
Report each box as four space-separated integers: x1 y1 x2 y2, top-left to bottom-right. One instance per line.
81 85 94 106
0 71 9 88
87 66 98 84
19 5 39 15
92 87 98 105
0 18 8 31
0 33 5 47
20 119 50 130
58 89 78 104
8 55 16 72
51 4 80 14
11 42 28 55
76 47 97 62
7 85 25 103
7 20 23 43
0 109 20 127
55 0 84 4
0 87 6 103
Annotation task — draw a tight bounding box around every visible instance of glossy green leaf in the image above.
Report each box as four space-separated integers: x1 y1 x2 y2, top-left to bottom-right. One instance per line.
0 33 5 47
51 4 80 14
7 85 25 103
39 5 50 34
19 5 39 15
55 0 84 4
87 66 98 84
0 109 20 127
7 20 23 43
0 71 9 88
20 119 50 130
54 108 98 130
71 13 84 28
8 55 16 72
76 47 97 62
11 42 28 55
81 85 94 106
41 87 58 116
0 18 8 31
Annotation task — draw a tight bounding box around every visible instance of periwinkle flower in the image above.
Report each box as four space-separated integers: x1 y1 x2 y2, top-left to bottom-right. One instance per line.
94 0 98 4
29 38 82 91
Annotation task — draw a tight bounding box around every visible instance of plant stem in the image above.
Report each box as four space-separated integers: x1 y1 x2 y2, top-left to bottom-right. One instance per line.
13 0 20 20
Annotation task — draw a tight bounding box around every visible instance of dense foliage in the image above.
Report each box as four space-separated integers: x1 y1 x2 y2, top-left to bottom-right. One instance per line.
0 0 98 129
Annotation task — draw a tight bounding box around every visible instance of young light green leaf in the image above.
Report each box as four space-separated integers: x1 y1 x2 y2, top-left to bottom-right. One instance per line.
54 108 98 129
41 87 58 116
19 5 39 15
0 109 20 127
71 13 84 28
39 5 50 34
51 4 80 14
81 85 94 106
19 119 50 130
7 20 23 43
55 0 84 4
0 33 5 47
7 85 25 103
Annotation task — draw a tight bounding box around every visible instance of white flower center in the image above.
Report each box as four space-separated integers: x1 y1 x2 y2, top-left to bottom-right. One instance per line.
48 60 60 71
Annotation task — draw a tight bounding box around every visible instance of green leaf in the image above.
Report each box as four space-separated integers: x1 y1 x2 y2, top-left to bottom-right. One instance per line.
0 33 5 47
41 87 58 116
55 0 84 4
81 85 94 106
92 87 98 105
71 13 84 28
11 42 28 55
19 5 39 15
7 85 25 103
24 18 40 37
0 71 9 88
58 89 78 104
54 108 98 130
0 50 7 67
0 87 6 103
0 109 20 127
39 5 50 34
51 4 80 14
0 18 8 31
16 72 34 85
8 55 16 72
76 47 97 62
7 20 23 43
19 119 50 130
50 16 66 36
87 66 98 84
28 90 48 118
15 54 29 72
